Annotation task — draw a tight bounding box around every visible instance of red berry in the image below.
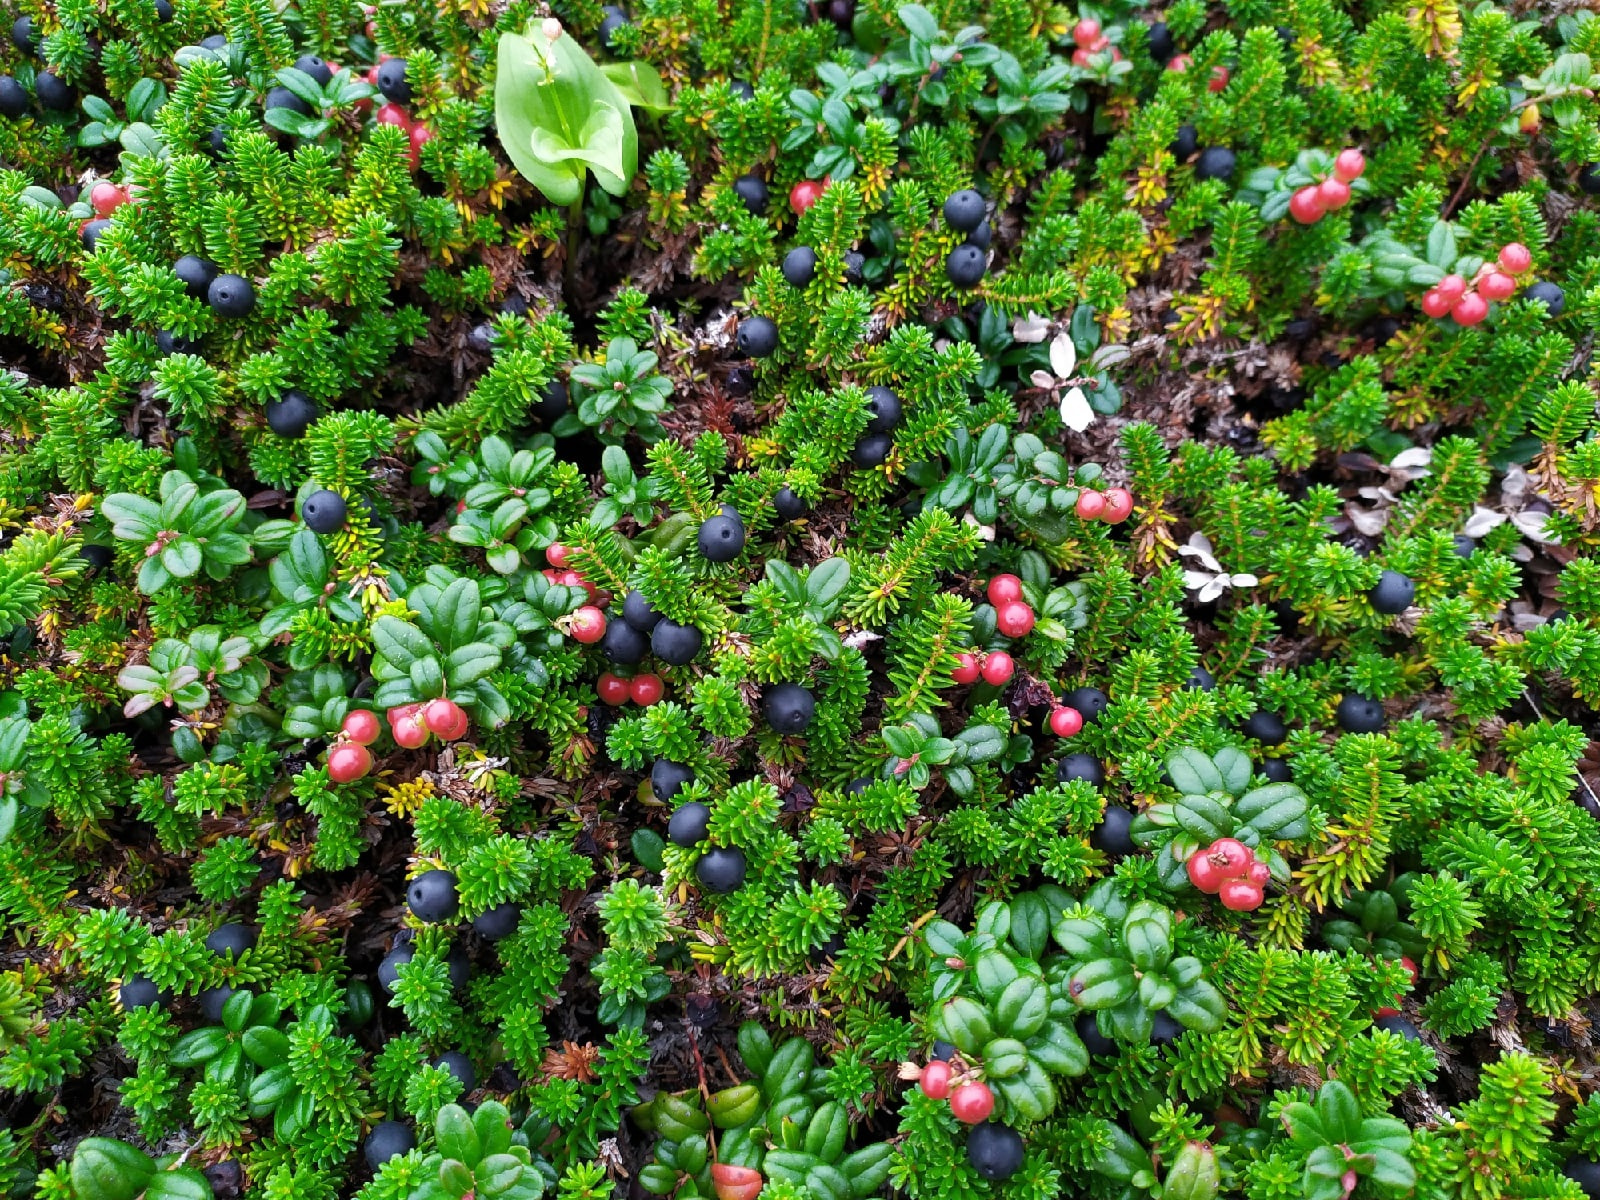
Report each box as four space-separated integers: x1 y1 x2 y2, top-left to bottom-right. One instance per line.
1076 489 1107 520
1288 186 1325 225
407 122 432 168
711 1164 764 1200
597 673 632 706
388 703 431 749
951 652 981 684
1478 270 1515 302
571 605 607 644
1451 292 1488 326
630 673 665 706
1208 64 1229 92
1166 53 1191 72
1218 878 1264 911
790 179 824 215
1333 147 1365 183
1246 860 1271 887
1399 955 1419 986
919 1059 952 1099
423 697 469 741
1210 838 1253 875
328 741 373 783
1436 273 1467 304
367 64 382 85
995 601 1035 639
546 544 571 568
1071 47 1094 66
1518 105 1540 134
1340 1170 1359 1196
1374 1005 1401 1019
1421 288 1451 319
1317 177 1351 210
1498 242 1531 275
1102 488 1134 524
986 574 1024 606
341 709 381 746
949 1081 994 1124
1186 851 1226 893
376 102 410 129
1072 17 1100 47
89 181 127 217
980 651 1015 686
1050 706 1084 737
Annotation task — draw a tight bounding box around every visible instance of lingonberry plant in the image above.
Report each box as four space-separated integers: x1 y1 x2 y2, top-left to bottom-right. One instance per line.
2 0 1600 1197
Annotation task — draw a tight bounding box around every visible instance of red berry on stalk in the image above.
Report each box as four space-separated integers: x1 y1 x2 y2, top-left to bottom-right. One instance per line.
1435 273 1467 304
995 601 1035 639
1210 837 1252 875
790 179 824 215
1288 186 1325 225
630 673 665 706
1420 289 1451 319
1498 242 1531 275
1208 64 1229 92
388 703 431 749
1050 706 1084 737
89 181 127 217
1218 878 1264 911
1317 177 1351 210
986 574 1024 606
980 651 1014 686
328 741 373 783
1076 489 1107 520
597 673 632 706
920 1059 952 1100
949 1081 995 1124
1451 292 1488 326
341 709 381 746
1478 270 1515 302
376 102 410 129
423 697 469 741
571 605 607 644
1102 488 1134 524
1333 147 1365 183
1071 17 1100 47
951 652 981 685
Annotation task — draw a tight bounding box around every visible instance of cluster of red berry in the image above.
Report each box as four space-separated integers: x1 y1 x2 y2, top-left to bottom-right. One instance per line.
325 697 471 782
1068 17 1120 65
951 574 1033 687
367 57 433 170
1373 955 1419 1019
597 671 665 707
916 1055 996 1124
1288 148 1364 225
1419 242 1532 327
1185 837 1270 911
1075 486 1134 523
1165 54 1227 91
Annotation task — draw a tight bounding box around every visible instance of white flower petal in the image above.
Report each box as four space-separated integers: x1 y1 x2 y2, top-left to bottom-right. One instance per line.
1060 386 1094 432
1231 573 1259 588
1049 332 1077 379
1462 506 1506 538
1348 505 1390 537
1182 569 1214 591
1390 446 1433 470
1012 313 1050 343
1030 369 1057 390
1185 531 1216 556
1197 578 1227 603
1511 509 1558 544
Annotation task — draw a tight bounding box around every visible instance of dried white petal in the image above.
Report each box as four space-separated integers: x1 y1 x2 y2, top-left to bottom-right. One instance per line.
1030 369 1056 390
1511 509 1558 544
1182 569 1216 592
1049 331 1077 379
1197 577 1227 603
1462 506 1506 538
1348 505 1390 537
1012 313 1050 343
1231 573 1259 588
1060 386 1094 432
1390 446 1433 470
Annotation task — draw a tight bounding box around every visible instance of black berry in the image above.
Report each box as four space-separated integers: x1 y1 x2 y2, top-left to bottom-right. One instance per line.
207 126 229 155
1169 124 1199 162
120 976 163 1010
599 12 628 48
293 54 333 86
174 254 218 298
1057 753 1104 787
602 615 649 664
965 220 991 251
1336 694 1386 733
763 682 815 734
864 385 901 434
1566 1160 1600 1200
730 78 754 100
264 86 309 115
266 390 317 438
208 273 255 318
407 869 459 923
1242 709 1287 744
1076 1011 1118 1057
535 378 568 421
433 1051 475 1091
377 943 414 993
1147 21 1174 62
1149 1011 1183 1046
365 1120 415 1170
946 244 986 288
473 902 521 941
156 329 195 355
724 365 754 396
1061 686 1108 723
1526 281 1564 317
852 434 892 468
199 985 235 1023
1090 805 1136 856
842 249 864 283
34 70 72 111
1369 569 1415 614
696 846 746 893
774 487 806 521
737 316 779 358
78 543 113 572
943 188 985 232
1453 533 1475 558
651 759 694 803
733 174 768 215
200 33 229 49
11 15 34 54
966 1123 1025 1182
1581 165 1600 196
1374 1014 1422 1042
154 0 173 20
622 590 663 632
301 489 347 534
81 218 112 250
206 923 256 958
1193 146 1236 182
376 58 411 103
652 619 703 666
782 246 818 287
698 513 746 562
667 801 712 847
1259 758 1292 783
0 77 27 117
446 947 471 991
1184 665 1215 691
